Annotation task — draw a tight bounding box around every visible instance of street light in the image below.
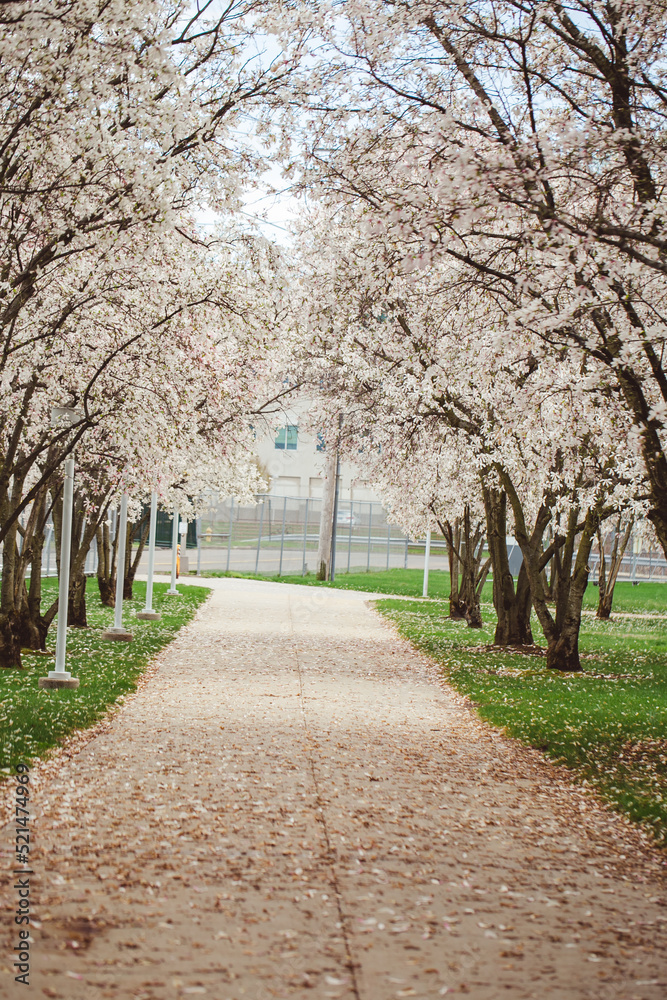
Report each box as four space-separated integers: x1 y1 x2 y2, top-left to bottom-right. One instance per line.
166 504 180 596
39 405 84 690
101 493 133 641
137 491 161 620
330 412 343 583
39 458 80 689
179 518 188 575
423 529 432 598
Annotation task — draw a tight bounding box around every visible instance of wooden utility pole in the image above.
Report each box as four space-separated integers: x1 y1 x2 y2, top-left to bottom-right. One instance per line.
316 413 343 581
316 447 337 580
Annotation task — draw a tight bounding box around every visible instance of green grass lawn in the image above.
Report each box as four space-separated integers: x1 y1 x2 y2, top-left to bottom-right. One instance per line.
200 567 667 614
0 578 210 775
376 597 667 846
201 567 467 598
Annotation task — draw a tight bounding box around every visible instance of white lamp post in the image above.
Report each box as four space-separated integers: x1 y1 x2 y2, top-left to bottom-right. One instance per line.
166 505 180 595
137 491 160 620
102 494 133 641
39 458 80 689
179 518 189 575
423 529 432 598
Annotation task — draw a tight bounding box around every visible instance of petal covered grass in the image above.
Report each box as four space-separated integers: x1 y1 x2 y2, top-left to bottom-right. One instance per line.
0 578 210 775
376 596 667 847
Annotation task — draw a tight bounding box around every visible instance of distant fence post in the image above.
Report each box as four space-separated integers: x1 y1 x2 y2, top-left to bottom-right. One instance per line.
45 524 53 577
347 501 353 573
278 495 287 576
226 498 234 572
196 517 202 575
302 498 309 575
255 499 264 574
367 503 373 572
386 524 391 570
404 535 409 569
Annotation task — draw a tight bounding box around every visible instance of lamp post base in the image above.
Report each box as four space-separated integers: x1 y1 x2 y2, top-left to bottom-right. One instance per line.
39 672 80 690
165 589 180 596
136 610 161 620
101 627 134 642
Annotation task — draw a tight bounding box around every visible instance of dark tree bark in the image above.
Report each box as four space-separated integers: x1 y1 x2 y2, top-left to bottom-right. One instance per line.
498 467 602 672
11 477 118 652
68 567 88 627
96 520 117 608
1 471 61 663
458 505 489 628
443 518 465 619
440 506 489 627
539 525 555 602
64 496 89 628
597 517 633 619
483 486 534 646
52 490 102 628
0 481 26 668
16 482 55 652
123 511 151 600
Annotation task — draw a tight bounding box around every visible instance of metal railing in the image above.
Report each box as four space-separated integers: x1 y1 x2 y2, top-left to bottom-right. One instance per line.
11 495 667 584
191 495 450 576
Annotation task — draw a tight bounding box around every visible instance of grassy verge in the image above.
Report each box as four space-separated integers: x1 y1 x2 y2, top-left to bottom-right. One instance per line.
0 578 209 774
200 568 475 600
200 568 667 614
376 597 667 846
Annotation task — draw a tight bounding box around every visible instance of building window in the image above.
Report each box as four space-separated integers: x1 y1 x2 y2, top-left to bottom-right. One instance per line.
275 424 298 450
316 432 326 452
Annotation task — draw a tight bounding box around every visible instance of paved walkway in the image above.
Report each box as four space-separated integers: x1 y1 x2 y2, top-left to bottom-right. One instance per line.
2 579 666 1000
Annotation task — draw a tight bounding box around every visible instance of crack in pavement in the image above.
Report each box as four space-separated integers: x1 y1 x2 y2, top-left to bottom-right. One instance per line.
287 590 362 1000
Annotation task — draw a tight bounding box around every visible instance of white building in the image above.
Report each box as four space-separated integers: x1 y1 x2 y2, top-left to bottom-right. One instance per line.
253 403 381 503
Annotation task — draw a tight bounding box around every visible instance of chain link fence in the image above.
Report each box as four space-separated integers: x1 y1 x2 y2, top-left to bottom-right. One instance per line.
192 495 450 576
24 493 667 582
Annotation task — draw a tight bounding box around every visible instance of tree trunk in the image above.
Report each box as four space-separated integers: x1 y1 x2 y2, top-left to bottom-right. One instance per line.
16 592 50 652
597 518 633 620
614 367 667 567
0 560 23 669
596 524 607 610
440 509 488 627
553 507 578 629
597 590 613 620
458 506 486 628
444 519 465 619
498 466 603 672
493 562 533 645
0 460 102 662
545 630 582 671
96 520 117 607
52 490 100 627
68 566 88 627
123 512 150 599
316 448 338 580
483 486 534 646
16 483 54 651
64 495 88 627
0 471 28 667
0 610 23 668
